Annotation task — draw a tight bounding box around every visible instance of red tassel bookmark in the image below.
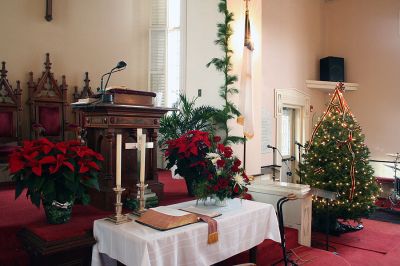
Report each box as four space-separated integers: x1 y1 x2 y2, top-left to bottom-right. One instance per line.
197 214 219 244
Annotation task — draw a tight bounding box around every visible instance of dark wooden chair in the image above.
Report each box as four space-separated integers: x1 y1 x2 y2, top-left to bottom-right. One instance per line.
72 72 94 128
0 61 22 163
27 53 68 141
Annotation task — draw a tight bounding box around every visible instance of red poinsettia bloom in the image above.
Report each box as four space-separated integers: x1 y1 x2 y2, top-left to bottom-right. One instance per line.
55 142 68 154
164 130 249 201
49 154 75 174
78 159 101 173
9 138 104 208
27 156 57 176
37 138 55 154
74 146 104 161
190 161 206 167
9 152 25 174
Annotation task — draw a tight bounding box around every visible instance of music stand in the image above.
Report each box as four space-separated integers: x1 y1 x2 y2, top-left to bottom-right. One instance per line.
310 188 338 251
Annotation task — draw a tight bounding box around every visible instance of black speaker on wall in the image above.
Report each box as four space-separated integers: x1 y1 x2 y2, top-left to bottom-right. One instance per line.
320 56 344 82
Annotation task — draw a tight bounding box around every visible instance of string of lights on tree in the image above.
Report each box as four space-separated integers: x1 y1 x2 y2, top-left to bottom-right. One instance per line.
299 83 380 222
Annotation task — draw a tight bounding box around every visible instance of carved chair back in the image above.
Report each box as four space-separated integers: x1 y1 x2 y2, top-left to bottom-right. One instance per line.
0 62 22 163
28 53 68 141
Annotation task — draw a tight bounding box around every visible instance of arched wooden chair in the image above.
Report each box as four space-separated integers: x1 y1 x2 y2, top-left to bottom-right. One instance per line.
27 53 68 141
72 72 94 128
0 62 22 163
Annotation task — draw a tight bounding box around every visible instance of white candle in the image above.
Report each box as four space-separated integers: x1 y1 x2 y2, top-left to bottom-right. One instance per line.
140 134 146 183
116 134 122 188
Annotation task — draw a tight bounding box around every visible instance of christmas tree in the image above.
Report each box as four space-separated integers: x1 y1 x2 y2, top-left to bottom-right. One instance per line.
300 83 380 231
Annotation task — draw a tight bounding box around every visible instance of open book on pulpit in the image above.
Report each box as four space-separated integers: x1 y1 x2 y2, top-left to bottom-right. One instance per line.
136 206 221 231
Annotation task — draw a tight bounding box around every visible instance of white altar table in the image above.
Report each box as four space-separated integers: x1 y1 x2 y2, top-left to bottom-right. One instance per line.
91 198 280 266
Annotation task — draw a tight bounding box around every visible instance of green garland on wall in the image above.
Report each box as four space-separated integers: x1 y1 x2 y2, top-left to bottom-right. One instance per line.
207 0 243 144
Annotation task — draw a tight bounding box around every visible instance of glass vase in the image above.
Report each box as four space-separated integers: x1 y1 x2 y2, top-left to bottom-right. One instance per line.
214 196 228 207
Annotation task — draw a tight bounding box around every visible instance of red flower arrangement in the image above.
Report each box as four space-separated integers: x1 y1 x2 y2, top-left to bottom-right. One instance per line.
164 130 249 200
9 138 104 208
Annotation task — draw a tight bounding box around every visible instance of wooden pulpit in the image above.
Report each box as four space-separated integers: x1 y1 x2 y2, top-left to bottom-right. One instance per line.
73 89 173 211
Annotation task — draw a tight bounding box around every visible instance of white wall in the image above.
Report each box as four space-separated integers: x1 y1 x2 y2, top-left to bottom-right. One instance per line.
323 0 400 163
185 0 224 108
261 0 326 166
185 0 263 175
0 0 151 138
185 0 326 175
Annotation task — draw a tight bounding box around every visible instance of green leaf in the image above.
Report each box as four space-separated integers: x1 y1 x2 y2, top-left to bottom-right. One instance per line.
82 177 100 191
81 193 90 205
15 179 25 199
30 192 41 208
62 171 74 183
42 180 55 197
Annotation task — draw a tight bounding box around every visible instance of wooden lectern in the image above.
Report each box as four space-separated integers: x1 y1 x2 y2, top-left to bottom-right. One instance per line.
73 89 173 210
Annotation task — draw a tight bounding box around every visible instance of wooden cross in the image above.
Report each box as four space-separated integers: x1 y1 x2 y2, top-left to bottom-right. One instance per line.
45 0 53 21
125 129 154 183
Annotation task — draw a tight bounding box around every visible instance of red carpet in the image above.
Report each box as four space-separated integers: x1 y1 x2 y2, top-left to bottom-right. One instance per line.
375 197 400 210
2 171 400 265
158 169 195 206
0 187 109 265
313 219 400 254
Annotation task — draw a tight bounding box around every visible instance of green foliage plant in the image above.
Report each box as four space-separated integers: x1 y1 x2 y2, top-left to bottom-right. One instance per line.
206 0 243 144
158 94 218 148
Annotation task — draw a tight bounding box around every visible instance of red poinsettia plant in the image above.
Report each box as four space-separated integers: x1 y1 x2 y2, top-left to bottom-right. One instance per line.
9 138 104 207
164 130 249 200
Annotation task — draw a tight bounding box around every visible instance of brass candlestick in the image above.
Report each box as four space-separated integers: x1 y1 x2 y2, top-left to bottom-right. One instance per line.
132 182 148 216
106 187 132 224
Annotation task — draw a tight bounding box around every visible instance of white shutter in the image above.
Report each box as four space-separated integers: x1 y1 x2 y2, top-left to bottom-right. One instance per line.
149 0 167 106
149 0 184 107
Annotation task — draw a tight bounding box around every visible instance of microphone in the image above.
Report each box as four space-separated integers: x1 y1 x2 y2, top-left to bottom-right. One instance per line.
115 61 127 69
100 61 127 103
267 145 276 150
295 141 304 148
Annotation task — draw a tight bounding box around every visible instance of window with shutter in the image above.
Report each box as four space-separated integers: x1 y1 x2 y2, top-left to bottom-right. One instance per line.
149 0 185 107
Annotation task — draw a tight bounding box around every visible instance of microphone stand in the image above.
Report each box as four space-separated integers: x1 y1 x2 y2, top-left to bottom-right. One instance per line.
268 146 292 182
100 67 126 103
295 142 304 184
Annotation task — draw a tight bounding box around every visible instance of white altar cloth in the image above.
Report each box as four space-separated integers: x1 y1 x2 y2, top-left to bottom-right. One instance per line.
91 198 280 266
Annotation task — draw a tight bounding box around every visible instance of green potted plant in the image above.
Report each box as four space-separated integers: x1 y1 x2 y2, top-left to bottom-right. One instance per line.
159 94 218 182
159 94 218 147
8 138 103 224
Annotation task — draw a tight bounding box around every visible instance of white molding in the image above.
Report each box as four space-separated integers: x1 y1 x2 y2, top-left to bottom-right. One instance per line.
306 80 359 92
274 89 310 119
274 89 310 182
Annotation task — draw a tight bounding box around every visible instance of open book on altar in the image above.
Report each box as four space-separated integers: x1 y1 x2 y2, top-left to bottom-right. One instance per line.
136 206 221 231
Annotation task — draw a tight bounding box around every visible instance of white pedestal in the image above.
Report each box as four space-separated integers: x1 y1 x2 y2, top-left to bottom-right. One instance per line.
248 176 312 246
